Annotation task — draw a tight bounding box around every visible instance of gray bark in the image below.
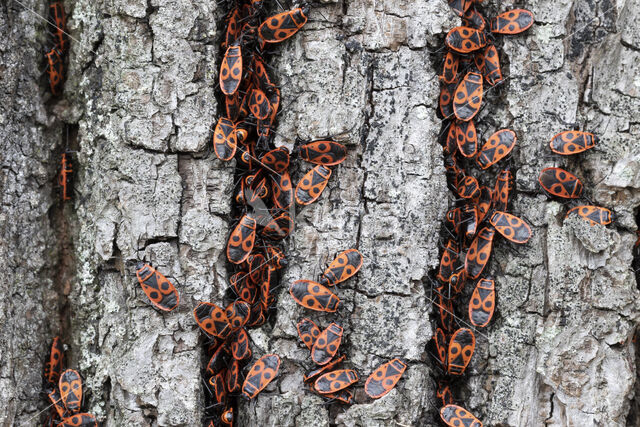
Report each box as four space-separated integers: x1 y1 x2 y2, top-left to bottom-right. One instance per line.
2 0 640 426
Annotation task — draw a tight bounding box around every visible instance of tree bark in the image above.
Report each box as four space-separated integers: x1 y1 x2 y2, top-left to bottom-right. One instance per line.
2 0 640 425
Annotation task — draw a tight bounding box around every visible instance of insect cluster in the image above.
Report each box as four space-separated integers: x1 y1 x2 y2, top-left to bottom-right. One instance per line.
433 1 535 425
196 1 354 425
290 250 409 401
42 337 97 427
45 1 68 96
539 131 611 225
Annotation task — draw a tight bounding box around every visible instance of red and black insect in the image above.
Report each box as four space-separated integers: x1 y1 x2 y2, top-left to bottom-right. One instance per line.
324 388 353 404
193 302 231 339
58 153 73 201
456 119 478 157
446 0 473 16
489 211 532 244
244 171 269 203
48 388 67 418
225 300 251 331
440 405 483 427
469 278 495 328
45 48 64 96
246 253 266 283
135 263 180 311
538 167 583 199
59 413 98 427
444 122 458 155
436 381 454 406
295 165 332 205
447 328 475 375
566 205 613 226
265 244 287 270
437 292 455 333
260 147 290 173
443 150 462 175
221 407 234 426
230 328 252 360
226 359 241 392
49 2 68 53
249 88 271 120
59 369 82 413
258 265 278 310
246 302 267 328
449 270 467 294
242 354 281 399
314 369 359 394
228 79 254 123
465 226 495 279
238 79 255 119
206 344 228 375
258 7 309 44
260 87 281 136
225 90 242 123
213 117 237 161
319 249 363 286
445 26 487 54
261 211 294 241
439 82 458 118
208 372 227 404
364 358 406 399
454 72 483 121
231 272 258 304
235 124 252 148
44 336 64 390
297 318 321 350
251 54 273 92
434 328 448 366
440 51 459 84
271 171 294 210
550 130 597 155
311 323 343 365
476 44 502 86
461 203 478 241
227 214 257 264
457 175 480 199
220 43 243 96
491 9 534 35
446 206 463 236
474 185 493 223
299 140 347 166
492 169 513 212
437 240 459 284
289 280 340 312
222 6 241 49
463 7 486 31
303 354 346 383
476 129 516 169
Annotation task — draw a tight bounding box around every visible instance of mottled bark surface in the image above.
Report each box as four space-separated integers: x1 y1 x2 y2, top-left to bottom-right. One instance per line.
1 1 62 425
2 0 640 426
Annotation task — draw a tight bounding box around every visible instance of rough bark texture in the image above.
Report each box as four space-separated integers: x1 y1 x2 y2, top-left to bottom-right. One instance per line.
1 1 60 425
2 0 640 426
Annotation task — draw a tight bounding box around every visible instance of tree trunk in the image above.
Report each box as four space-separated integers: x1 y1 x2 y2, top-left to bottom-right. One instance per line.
2 0 640 426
